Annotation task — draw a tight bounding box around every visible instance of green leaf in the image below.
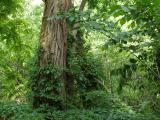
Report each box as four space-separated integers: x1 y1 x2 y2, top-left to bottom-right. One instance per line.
120 18 126 25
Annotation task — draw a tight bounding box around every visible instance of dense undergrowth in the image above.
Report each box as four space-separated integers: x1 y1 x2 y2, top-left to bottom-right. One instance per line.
0 98 160 120
0 90 160 120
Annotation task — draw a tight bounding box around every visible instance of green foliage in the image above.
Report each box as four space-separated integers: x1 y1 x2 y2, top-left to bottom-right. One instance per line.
77 52 105 91
65 32 106 108
83 90 112 108
0 102 43 120
107 111 160 120
44 109 105 120
0 0 24 19
30 63 63 108
87 0 109 10
0 0 35 102
0 100 159 120
1 0 160 119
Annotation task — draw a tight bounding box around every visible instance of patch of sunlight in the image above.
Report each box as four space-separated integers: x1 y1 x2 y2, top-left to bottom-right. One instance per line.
29 0 42 6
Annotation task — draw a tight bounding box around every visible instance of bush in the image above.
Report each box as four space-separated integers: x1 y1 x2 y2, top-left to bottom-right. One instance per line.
0 102 159 120
107 111 160 120
45 109 106 120
0 102 43 120
83 90 112 108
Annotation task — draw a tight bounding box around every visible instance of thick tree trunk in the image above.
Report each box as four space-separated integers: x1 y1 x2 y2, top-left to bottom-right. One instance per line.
33 0 70 108
40 0 70 70
40 0 68 91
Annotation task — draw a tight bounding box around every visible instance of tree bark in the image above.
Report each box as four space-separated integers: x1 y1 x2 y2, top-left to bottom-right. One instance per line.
40 0 69 69
33 0 70 108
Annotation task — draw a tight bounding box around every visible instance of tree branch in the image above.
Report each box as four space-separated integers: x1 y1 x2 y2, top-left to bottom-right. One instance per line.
71 0 86 39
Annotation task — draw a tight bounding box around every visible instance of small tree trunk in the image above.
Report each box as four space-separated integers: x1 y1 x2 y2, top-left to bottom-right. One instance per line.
65 0 86 98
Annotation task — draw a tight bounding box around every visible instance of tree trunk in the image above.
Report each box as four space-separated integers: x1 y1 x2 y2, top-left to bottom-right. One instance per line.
65 0 86 98
40 0 70 71
32 0 70 109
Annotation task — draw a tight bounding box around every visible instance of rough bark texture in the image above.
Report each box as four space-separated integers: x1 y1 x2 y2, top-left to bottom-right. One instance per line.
40 0 69 70
33 0 70 108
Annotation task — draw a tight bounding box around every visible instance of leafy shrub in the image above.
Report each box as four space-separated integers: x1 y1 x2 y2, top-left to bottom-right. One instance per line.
139 101 153 114
0 102 43 120
107 111 135 120
107 111 160 120
0 102 160 120
45 109 105 120
83 90 112 108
